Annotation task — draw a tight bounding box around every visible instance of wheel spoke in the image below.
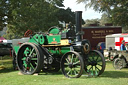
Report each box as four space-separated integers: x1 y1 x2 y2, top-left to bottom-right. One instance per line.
97 64 102 67
32 53 37 57
88 66 93 72
29 48 34 56
76 65 81 68
22 57 26 61
71 55 73 63
97 59 102 62
24 50 28 56
95 66 98 76
95 66 101 72
73 68 78 75
73 61 80 65
88 58 93 62
67 69 71 75
74 70 77 75
64 62 69 65
92 55 95 61
34 62 37 65
90 66 94 75
95 55 99 61
23 63 27 68
66 58 70 64
30 63 35 69
74 57 78 62
31 58 37 60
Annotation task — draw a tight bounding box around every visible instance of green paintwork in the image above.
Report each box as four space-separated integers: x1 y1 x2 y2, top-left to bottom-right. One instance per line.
49 27 60 34
12 27 70 57
61 47 71 54
49 47 70 55
13 46 20 55
46 35 61 44
29 34 44 44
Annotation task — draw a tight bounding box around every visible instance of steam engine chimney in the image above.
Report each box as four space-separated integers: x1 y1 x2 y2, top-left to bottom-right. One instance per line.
75 11 82 41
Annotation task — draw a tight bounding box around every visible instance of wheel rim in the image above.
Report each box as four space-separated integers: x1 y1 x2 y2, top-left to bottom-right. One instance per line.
85 50 105 76
114 58 123 70
61 51 84 78
17 43 43 74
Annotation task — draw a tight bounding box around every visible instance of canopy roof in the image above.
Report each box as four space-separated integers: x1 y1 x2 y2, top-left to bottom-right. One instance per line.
0 37 6 42
106 33 128 37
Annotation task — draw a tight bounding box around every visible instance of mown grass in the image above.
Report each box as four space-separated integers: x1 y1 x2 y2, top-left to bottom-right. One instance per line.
0 56 128 85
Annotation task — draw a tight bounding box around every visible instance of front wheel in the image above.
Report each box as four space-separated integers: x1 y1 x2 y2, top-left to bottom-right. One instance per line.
84 50 106 76
113 58 126 70
17 43 44 75
61 51 84 78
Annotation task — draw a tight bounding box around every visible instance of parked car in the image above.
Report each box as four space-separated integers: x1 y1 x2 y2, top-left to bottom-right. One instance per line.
97 42 105 54
0 40 12 56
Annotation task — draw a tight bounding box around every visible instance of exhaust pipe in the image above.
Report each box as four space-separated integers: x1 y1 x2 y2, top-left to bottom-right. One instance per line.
75 11 82 41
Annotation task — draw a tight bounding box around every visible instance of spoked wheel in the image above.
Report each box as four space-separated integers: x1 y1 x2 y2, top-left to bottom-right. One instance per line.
85 50 105 76
17 43 44 75
113 58 125 70
61 51 84 78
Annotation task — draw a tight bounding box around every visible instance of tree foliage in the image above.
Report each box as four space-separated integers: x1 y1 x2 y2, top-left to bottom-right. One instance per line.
0 0 8 30
77 0 128 27
83 18 100 27
57 8 75 24
83 13 112 27
100 13 112 26
0 0 80 39
8 0 60 34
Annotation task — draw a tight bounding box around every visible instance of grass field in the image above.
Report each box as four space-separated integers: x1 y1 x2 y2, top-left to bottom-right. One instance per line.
0 56 128 85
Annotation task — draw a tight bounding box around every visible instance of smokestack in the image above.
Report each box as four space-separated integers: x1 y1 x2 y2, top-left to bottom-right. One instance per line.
75 11 82 41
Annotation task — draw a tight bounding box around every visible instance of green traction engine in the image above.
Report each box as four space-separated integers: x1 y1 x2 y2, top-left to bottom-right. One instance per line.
12 11 106 78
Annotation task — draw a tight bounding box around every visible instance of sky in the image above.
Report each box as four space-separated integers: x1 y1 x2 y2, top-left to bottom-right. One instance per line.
63 0 102 20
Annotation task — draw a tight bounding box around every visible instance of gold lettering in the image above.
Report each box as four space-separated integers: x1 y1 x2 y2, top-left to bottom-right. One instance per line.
95 30 105 33
109 30 114 32
91 31 94 33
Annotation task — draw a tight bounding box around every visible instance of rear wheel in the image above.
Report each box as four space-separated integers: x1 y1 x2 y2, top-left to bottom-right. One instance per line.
61 51 84 78
12 49 17 70
17 43 44 75
84 50 106 76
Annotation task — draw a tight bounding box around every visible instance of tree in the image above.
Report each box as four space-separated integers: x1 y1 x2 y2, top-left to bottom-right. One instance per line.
1 0 80 39
8 0 60 32
2 0 65 39
77 0 128 27
1 0 84 39
100 13 112 26
57 8 75 24
83 18 100 27
0 0 9 30
82 13 112 27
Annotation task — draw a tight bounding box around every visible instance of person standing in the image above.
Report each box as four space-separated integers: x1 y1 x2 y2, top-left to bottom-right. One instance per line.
120 40 126 51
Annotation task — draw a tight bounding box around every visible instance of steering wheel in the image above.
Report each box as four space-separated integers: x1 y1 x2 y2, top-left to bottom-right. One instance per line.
24 29 33 37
